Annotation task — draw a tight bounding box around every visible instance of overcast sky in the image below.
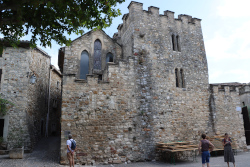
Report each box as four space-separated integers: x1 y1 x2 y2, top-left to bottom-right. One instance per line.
8 0 250 84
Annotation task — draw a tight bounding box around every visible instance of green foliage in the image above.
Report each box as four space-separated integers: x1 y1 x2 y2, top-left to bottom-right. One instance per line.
0 0 125 52
8 127 24 148
0 96 14 116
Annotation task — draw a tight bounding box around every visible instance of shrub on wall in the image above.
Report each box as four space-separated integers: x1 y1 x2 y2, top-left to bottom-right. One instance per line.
0 95 14 116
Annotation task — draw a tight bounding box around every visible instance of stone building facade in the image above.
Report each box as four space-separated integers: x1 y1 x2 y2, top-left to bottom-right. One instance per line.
58 1 247 165
209 84 246 146
48 65 62 136
0 41 51 151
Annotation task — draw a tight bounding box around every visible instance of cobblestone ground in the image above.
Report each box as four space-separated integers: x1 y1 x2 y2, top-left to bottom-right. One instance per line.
0 136 61 167
97 152 250 167
0 138 249 167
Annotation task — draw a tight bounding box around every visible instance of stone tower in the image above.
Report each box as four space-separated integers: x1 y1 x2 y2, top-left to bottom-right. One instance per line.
58 1 246 165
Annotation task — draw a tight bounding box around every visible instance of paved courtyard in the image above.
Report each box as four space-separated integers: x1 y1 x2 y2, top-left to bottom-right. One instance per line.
0 136 249 167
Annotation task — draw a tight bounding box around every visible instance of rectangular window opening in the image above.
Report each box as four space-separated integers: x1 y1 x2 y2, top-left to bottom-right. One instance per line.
172 35 176 51
98 75 103 81
176 36 181 52
0 119 4 137
180 69 184 88
0 69 2 84
175 69 179 87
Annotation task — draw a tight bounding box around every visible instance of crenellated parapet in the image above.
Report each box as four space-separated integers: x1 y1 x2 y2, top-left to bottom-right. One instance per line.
210 84 241 95
116 1 202 37
239 84 250 95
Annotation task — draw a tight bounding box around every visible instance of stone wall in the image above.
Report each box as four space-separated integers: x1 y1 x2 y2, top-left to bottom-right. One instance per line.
0 47 32 149
60 58 138 165
0 46 50 151
26 48 50 148
210 85 246 149
48 65 62 136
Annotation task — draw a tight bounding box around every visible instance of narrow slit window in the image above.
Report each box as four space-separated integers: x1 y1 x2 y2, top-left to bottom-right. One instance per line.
0 69 2 84
172 34 176 51
0 119 4 137
57 81 60 89
180 69 184 88
106 53 114 63
175 68 179 87
176 35 181 52
80 51 89 80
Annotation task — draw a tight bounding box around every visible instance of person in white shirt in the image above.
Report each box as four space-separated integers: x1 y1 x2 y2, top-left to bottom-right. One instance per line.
67 134 77 167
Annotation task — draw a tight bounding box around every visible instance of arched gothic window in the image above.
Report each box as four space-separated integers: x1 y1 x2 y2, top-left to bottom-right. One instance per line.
80 50 89 80
93 39 102 70
106 53 114 63
175 68 179 87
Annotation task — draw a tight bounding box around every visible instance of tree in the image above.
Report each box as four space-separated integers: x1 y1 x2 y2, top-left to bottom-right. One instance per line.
0 0 125 51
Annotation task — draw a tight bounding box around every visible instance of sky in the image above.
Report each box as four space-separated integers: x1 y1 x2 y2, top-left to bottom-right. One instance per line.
5 0 250 84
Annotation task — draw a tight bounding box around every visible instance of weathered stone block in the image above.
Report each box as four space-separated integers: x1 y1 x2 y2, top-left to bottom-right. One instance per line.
9 147 24 159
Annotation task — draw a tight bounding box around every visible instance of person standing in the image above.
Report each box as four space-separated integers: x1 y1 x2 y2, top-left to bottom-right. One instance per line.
198 134 214 167
67 134 77 167
223 133 235 167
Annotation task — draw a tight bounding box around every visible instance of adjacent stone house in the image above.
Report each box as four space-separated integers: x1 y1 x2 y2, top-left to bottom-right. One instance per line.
0 41 60 151
58 1 247 165
48 65 62 136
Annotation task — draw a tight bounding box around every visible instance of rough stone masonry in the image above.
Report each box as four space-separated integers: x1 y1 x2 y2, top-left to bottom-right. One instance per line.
58 1 247 165
0 42 51 151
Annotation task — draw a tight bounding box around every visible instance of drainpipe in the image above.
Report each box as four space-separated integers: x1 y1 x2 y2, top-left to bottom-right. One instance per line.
45 65 51 137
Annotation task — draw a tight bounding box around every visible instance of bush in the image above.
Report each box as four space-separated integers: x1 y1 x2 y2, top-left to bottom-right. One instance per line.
0 95 14 116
